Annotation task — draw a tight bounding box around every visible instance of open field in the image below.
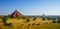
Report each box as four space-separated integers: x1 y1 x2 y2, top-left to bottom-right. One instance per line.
0 16 60 29
0 22 60 29
6 19 60 29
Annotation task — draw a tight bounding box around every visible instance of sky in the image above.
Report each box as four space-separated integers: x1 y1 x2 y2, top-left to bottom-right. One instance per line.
0 0 60 15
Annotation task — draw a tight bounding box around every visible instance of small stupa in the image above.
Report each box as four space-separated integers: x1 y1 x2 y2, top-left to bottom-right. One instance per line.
9 10 23 18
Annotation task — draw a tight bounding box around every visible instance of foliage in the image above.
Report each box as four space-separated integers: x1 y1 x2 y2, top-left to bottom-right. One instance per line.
32 23 35 26
2 16 9 22
0 16 60 29
58 21 60 23
28 24 31 26
53 21 56 23
33 17 36 20
36 23 40 25
4 23 12 27
24 18 30 22
2 16 12 26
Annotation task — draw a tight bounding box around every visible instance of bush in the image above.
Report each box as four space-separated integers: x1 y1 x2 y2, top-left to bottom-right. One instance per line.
24 19 30 22
26 19 30 22
2 16 9 23
53 21 56 23
21 24 23 26
32 23 35 26
33 17 36 20
28 24 31 26
17 17 20 19
36 23 40 25
2 16 12 26
58 21 60 23
4 23 12 27
22 17 26 19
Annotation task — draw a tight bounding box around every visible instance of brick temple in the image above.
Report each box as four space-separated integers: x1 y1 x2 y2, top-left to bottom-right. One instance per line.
8 10 23 18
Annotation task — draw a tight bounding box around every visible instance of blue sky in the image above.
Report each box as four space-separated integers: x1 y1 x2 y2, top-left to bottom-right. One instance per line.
0 0 60 15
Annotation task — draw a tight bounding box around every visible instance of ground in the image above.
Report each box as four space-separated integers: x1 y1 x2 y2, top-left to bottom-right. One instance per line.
0 17 60 29
0 23 60 29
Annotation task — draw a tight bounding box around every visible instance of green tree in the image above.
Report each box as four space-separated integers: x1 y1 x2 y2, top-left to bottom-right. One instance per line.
2 16 8 23
2 16 12 26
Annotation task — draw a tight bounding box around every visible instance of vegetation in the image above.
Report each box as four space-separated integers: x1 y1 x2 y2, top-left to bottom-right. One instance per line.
25 19 30 22
2 16 12 26
2 16 8 22
33 17 36 20
53 20 56 23
0 16 60 29
32 23 35 26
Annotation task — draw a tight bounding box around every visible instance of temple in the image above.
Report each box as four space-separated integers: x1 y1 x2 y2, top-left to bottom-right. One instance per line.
8 10 23 18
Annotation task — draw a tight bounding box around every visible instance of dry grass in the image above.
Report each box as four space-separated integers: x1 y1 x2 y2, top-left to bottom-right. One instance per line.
0 17 60 29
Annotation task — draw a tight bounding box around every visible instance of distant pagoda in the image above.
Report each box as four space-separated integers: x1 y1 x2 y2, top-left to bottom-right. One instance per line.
8 10 23 18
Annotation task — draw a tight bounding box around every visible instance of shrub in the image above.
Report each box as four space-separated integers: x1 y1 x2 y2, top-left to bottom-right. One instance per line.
2 16 9 23
36 23 40 25
53 21 56 23
17 17 20 19
2 16 13 26
24 19 30 22
32 23 35 26
22 17 26 19
58 21 60 23
28 24 31 26
21 24 23 26
33 17 36 20
4 23 12 27
26 19 30 22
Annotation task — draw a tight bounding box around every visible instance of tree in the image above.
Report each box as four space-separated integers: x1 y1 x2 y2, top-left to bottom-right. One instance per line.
2 16 12 26
2 16 8 23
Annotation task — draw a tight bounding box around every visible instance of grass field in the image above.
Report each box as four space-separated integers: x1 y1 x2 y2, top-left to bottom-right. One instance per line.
0 23 60 29
0 17 60 29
